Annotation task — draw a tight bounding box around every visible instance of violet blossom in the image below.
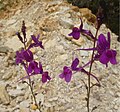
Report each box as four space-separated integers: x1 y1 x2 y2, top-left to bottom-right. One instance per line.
21 61 51 83
16 49 33 64
96 32 117 65
68 18 94 40
59 58 99 83
28 34 44 49
77 32 117 66
27 61 43 75
42 72 51 83
59 58 79 82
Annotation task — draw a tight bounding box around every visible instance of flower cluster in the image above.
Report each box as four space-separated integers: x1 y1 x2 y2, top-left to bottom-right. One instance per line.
16 21 51 83
59 18 117 83
59 58 99 83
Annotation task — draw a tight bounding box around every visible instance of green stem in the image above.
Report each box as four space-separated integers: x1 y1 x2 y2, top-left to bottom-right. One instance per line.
87 29 99 112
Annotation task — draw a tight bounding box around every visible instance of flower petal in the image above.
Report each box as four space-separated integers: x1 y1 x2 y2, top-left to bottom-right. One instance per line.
99 51 109 64
97 34 110 54
68 27 80 40
65 70 72 83
37 34 40 40
38 41 44 49
23 50 33 62
42 72 51 83
39 62 43 74
59 73 64 79
82 30 95 40
31 35 38 43
71 58 79 70
109 50 117 64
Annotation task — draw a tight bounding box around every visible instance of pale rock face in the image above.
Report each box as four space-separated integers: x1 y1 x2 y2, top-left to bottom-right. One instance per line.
79 8 96 23
4 36 24 52
0 85 10 105
0 0 119 112
59 17 74 29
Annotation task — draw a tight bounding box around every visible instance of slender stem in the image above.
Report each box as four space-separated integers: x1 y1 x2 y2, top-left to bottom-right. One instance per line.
24 43 41 112
87 29 99 112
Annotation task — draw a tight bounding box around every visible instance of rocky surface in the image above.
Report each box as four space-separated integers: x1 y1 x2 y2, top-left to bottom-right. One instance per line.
0 0 120 112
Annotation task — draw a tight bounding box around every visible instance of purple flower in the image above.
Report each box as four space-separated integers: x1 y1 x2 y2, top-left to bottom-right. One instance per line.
59 58 80 82
59 66 72 83
27 61 43 74
96 32 117 65
28 34 44 49
71 58 79 71
68 19 84 40
77 32 117 66
20 61 51 82
68 27 81 40
42 72 51 83
68 18 94 40
20 62 51 83
59 58 99 83
99 49 117 65
97 32 110 55
16 49 33 64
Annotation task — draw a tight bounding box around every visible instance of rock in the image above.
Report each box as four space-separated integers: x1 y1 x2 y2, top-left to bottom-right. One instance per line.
8 89 24 97
6 19 17 26
36 93 44 105
44 39 58 49
20 108 30 112
7 52 16 59
4 30 32 52
59 17 74 29
2 67 17 80
71 6 80 12
60 29 72 40
48 97 58 102
55 54 68 63
55 45 65 54
44 102 52 108
71 37 85 46
80 50 89 57
0 46 11 53
30 104 38 110
2 72 13 80
4 36 24 52
19 100 30 108
108 76 117 85
16 96 24 103
39 17 59 32
79 8 96 23
0 85 10 105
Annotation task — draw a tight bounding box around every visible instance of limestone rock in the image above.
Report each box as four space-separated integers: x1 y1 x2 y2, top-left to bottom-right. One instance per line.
19 100 30 108
4 36 24 52
0 46 11 53
0 85 10 105
39 17 59 32
60 29 72 40
8 89 25 97
71 37 85 46
59 17 74 29
79 8 96 23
